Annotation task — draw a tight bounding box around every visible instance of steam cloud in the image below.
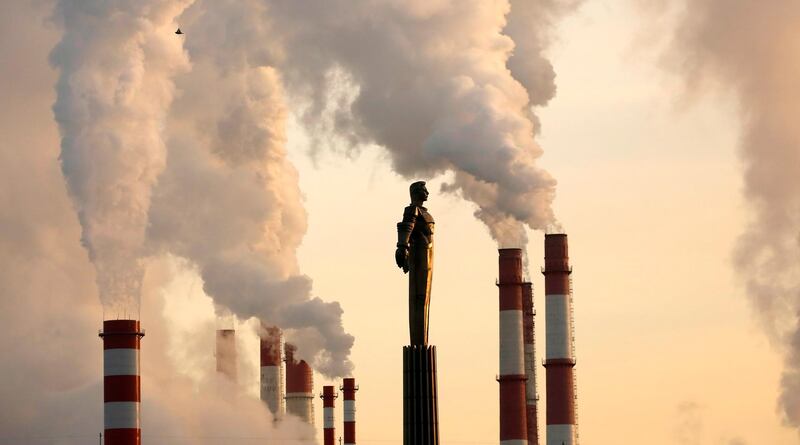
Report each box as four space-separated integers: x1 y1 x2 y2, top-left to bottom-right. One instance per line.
0 2 315 442
666 0 800 429
1 0 578 440
262 0 576 246
148 0 353 377
51 0 192 318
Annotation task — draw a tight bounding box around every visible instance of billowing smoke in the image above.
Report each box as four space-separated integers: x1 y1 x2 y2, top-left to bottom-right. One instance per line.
262 0 575 246
665 0 800 429
147 0 354 377
50 0 192 318
0 2 315 443
505 0 582 109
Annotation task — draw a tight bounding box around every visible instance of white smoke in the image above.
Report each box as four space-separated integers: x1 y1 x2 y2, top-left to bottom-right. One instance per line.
0 2 315 443
261 0 575 246
50 0 192 318
661 0 800 430
147 0 354 377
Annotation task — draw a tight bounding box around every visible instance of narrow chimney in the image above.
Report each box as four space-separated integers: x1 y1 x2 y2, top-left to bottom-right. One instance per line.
342 378 358 445
543 233 577 445
522 282 540 445
100 319 144 445
285 343 315 424
260 325 284 418
497 248 529 445
321 385 338 445
215 328 237 383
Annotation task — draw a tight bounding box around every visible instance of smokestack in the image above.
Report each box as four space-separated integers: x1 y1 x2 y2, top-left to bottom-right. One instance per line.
522 282 540 445
342 378 358 445
321 385 338 445
285 343 315 424
100 319 144 445
260 325 284 418
497 248 529 445
543 234 577 445
215 329 237 383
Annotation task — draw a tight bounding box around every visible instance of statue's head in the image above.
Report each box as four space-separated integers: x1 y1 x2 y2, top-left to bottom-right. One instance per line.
409 181 429 204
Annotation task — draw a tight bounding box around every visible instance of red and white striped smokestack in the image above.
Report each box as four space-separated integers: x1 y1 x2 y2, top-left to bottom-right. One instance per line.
497 248 529 445
321 385 338 445
215 329 237 383
543 234 577 445
285 343 315 425
260 325 284 418
522 282 540 445
100 319 144 445
342 378 358 445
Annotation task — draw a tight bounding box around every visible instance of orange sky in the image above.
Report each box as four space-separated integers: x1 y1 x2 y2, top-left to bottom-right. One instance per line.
1 1 797 444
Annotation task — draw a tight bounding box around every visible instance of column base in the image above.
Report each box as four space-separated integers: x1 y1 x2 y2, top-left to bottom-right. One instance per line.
403 345 439 445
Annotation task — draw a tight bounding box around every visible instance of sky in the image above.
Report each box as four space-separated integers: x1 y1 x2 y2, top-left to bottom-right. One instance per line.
0 0 798 444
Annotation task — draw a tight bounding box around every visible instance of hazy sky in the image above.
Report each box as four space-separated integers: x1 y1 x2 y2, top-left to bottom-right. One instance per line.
0 1 797 444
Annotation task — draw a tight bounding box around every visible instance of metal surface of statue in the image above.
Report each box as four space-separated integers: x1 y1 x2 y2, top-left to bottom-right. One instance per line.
395 181 435 346
396 181 439 445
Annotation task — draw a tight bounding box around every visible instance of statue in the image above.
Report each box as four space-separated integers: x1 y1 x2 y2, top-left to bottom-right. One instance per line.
395 181 435 346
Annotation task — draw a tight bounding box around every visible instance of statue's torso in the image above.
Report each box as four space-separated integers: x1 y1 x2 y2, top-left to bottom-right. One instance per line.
405 205 434 248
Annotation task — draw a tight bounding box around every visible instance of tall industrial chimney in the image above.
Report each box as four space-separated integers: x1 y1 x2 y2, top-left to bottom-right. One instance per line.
260 325 284 418
100 319 144 445
342 378 358 445
497 248 529 445
215 328 237 383
543 234 577 445
285 343 315 425
522 282 540 445
321 385 338 445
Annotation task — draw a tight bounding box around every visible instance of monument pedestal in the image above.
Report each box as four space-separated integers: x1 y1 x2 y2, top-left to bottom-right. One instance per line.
403 345 440 445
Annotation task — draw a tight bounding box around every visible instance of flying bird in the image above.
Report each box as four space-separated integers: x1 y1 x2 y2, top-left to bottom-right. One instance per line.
175 28 183 35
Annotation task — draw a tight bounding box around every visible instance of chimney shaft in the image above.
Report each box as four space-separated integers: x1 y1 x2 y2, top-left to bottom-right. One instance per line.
543 234 577 445
321 386 337 445
260 325 284 418
215 329 237 383
100 319 144 445
497 248 529 445
522 283 540 445
285 343 315 424
342 378 358 445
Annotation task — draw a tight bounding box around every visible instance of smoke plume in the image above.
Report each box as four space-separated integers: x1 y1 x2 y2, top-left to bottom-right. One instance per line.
147 0 354 377
665 0 800 429
262 0 574 246
50 0 192 318
0 2 315 443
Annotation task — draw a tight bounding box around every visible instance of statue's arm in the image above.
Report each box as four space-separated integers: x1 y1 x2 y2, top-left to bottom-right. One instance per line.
395 206 417 272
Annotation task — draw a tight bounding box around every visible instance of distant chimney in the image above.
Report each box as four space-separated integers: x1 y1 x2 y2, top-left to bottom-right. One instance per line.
100 319 144 445
342 378 358 445
522 282 540 445
321 385 338 445
497 248 529 445
215 329 237 383
260 325 284 418
285 343 315 424
543 234 577 445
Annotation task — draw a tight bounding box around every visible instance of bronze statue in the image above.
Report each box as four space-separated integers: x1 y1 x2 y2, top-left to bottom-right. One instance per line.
395 181 435 346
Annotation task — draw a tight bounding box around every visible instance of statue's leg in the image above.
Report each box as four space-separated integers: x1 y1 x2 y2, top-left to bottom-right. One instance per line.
408 247 431 346
410 293 425 345
409 252 421 345
422 247 433 345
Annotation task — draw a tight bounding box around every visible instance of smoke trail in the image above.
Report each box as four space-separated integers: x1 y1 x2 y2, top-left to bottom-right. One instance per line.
263 0 575 246
666 0 800 429
505 0 582 108
50 0 193 318
0 3 314 442
147 0 354 377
